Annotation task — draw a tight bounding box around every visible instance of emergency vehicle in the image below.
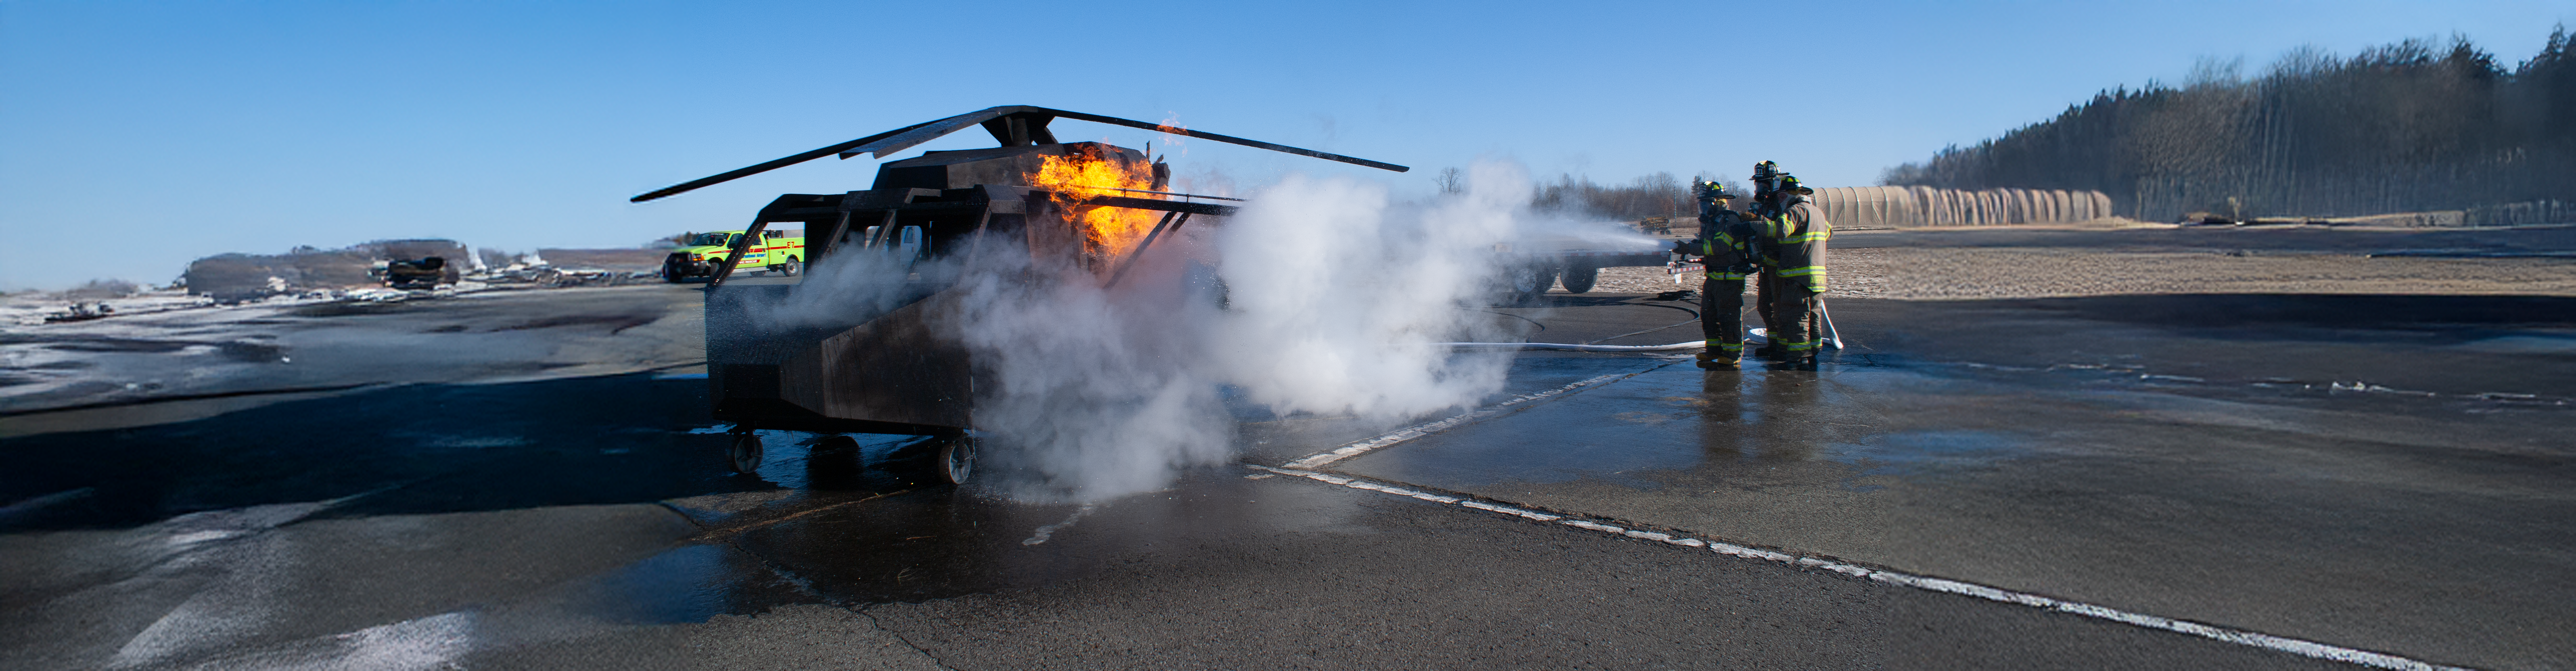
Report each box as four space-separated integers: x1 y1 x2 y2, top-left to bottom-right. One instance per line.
662 229 804 282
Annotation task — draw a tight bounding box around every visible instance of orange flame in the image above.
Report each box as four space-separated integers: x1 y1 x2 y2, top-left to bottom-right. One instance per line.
1030 150 1163 261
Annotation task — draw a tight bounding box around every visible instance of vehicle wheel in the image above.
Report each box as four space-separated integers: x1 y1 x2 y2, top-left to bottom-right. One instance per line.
1507 264 1559 305
661 261 684 283
933 433 976 485
726 431 764 474
778 257 802 277
1559 263 1599 294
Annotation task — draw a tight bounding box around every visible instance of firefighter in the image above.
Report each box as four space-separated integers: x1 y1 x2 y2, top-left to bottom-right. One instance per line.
1746 161 1784 356
1677 180 1759 369
1762 175 1831 363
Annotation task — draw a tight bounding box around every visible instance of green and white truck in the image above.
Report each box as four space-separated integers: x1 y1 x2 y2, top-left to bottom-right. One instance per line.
662 229 804 282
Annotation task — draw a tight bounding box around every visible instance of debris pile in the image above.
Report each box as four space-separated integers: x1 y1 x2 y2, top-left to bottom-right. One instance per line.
2 285 212 326
182 239 466 301
383 256 449 290
169 239 674 306
42 302 114 323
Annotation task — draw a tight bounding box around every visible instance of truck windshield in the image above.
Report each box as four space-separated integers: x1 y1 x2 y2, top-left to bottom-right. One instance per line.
690 233 733 247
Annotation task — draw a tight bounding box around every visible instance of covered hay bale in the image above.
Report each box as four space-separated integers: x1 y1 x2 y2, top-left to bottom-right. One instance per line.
1811 186 2116 227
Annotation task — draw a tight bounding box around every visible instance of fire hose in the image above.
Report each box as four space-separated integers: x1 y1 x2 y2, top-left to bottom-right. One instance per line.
1436 341 1709 352
1435 304 1843 352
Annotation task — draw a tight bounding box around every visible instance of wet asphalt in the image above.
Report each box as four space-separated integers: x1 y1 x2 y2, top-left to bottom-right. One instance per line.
5 257 2573 668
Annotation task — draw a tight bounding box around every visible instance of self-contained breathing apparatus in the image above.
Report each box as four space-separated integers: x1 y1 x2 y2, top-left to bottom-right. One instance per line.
1675 179 1760 276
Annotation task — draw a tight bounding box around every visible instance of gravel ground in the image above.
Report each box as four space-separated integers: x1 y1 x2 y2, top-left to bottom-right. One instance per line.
1881 248 2576 299
1579 229 2576 300
1590 247 1889 298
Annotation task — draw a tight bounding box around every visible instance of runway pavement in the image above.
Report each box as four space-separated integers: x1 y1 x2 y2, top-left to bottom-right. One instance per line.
3 256 2569 668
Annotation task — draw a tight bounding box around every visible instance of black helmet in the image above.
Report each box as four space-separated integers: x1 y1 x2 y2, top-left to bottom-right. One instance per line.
1752 161 1783 196
1779 175 1813 195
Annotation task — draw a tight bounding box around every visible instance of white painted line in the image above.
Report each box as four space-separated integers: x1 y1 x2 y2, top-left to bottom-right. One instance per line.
1282 373 1632 469
1252 465 1560 520
1866 572 2469 670
1563 520 1625 533
1459 500 1561 521
1245 464 2475 671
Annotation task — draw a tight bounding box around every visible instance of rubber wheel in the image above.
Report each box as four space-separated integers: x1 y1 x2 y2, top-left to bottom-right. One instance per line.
1559 264 1598 294
934 434 976 485
726 431 764 474
661 261 684 283
777 257 802 277
1508 265 1559 306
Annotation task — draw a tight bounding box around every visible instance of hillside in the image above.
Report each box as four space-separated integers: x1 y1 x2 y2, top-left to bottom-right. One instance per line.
1883 30 2576 223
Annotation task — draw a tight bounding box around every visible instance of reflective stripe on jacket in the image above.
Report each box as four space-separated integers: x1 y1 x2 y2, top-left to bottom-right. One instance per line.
1771 199 1830 291
1684 208 1758 280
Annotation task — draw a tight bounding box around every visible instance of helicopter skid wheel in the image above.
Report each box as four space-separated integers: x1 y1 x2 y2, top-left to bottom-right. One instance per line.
726 431 764 474
933 433 976 485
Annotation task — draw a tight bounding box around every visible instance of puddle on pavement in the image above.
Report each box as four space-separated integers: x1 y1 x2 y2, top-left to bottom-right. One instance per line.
1912 351 2576 413
553 544 808 624
688 467 1375 605
1329 358 1912 492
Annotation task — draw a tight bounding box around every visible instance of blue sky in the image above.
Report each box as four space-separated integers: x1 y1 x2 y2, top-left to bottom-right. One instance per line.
3 0 2571 290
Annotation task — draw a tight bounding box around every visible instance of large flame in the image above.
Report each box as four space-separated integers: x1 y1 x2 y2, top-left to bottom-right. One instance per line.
1031 150 1163 262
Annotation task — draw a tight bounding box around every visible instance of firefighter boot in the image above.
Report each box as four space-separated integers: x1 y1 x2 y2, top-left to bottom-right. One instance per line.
1770 343 1817 368
1696 347 1740 370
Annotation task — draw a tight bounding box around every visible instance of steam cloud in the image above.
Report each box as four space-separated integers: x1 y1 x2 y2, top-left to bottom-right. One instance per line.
773 160 1598 501
1208 164 1528 419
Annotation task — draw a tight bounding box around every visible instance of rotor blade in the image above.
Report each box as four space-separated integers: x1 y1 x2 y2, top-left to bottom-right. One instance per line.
638 105 1411 203
838 106 1032 159
838 105 1408 172
1033 107 1409 173
629 119 944 202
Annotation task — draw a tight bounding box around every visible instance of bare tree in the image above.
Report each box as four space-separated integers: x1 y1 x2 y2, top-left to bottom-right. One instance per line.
1435 167 1466 195
1528 172 1701 220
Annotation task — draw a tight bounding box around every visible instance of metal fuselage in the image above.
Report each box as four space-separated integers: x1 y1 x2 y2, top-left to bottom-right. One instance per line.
705 142 1230 437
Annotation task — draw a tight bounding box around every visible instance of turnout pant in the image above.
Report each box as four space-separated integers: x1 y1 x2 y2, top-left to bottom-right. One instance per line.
1700 276 1747 356
1770 287 1827 354
1769 203 1831 355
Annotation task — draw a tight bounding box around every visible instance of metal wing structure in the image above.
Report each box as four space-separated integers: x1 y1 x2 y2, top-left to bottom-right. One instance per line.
635 106 1405 481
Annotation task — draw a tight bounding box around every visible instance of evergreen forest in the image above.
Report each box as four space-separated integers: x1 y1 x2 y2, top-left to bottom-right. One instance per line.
1881 29 2576 222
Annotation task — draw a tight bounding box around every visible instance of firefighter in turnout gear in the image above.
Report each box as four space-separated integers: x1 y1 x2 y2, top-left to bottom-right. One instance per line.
1676 180 1760 369
1760 174 1831 363
1746 161 1785 355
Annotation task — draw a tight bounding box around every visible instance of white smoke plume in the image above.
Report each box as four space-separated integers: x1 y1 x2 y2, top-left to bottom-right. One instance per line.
1206 162 1530 419
764 160 1562 501
747 239 933 329
938 237 1236 501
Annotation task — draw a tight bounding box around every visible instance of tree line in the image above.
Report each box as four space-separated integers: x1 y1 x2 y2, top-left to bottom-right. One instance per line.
1881 29 2576 222
1530 172 1696 220
1436 167 1747 222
